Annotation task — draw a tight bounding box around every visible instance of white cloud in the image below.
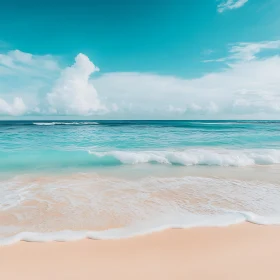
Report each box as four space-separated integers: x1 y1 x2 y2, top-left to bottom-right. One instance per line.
1 42 280 119
217 0 248 13
0 50 61 116
170 102 218 115
0 49 59 76
204 40 280 63
0 51 105 116
228 41 280 61
0 97 27 116
47 53 106 115
92 54 280 119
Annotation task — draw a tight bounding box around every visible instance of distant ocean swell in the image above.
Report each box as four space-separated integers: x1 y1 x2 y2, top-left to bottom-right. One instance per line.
0 120 279 129
33 122 99 126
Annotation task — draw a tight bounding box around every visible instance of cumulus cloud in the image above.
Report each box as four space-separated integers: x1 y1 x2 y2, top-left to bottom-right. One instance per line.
47 53 106 115
217 0 248 13
0 51 105 116
0 97 27 116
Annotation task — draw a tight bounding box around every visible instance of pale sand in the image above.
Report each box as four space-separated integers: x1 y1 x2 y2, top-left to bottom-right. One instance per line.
0 224 280 280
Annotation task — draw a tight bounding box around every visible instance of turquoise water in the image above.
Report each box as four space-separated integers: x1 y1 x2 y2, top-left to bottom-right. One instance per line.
0 120 280 245
1 120 280 172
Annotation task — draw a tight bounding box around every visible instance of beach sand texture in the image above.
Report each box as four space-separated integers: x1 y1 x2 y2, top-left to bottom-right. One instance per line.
1 223 280 280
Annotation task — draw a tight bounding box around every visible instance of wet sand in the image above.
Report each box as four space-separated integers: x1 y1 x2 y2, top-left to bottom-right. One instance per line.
0 223 280 280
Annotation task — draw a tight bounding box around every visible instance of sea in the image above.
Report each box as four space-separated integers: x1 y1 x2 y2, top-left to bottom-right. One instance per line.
0 120 280 245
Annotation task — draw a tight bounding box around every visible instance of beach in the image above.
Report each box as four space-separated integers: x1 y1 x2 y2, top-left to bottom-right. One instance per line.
1 121 280 279
1 223 280 280
2 0 280 276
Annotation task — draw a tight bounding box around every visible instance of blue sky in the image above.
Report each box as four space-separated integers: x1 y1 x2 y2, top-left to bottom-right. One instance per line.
1 0 280 119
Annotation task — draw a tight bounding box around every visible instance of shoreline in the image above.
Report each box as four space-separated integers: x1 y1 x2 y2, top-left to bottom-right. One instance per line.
1 223 280 280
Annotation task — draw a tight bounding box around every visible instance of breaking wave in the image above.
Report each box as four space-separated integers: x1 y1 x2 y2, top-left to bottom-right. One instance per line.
89 148 280 167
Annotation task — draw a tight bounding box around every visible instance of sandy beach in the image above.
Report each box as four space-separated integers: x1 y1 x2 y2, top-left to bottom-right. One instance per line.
0 223 280 280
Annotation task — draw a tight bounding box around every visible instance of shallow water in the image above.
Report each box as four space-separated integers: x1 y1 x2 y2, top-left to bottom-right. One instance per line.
0 120 280 245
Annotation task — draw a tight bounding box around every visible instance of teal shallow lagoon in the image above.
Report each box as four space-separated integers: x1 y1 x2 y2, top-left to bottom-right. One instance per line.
1 120 280 172
0 120 280 245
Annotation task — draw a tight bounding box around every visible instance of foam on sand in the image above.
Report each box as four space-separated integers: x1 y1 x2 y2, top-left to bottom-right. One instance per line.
1 212 280 246
1 174 280 245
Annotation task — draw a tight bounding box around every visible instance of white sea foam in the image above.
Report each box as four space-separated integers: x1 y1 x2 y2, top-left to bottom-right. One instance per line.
89 148 280 166
1 174 280 245
33 122 99 126
0 214 246 245
33 122 55 126
1 212 280 246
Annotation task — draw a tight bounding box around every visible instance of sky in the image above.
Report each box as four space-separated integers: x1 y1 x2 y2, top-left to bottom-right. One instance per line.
0 0 280 119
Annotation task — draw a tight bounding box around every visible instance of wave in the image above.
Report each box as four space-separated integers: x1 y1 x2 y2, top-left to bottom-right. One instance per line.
1 120 280 128
2 148 280 172
1 173 280 245
33 122 99 126
1 212 280 245
89 148 280 167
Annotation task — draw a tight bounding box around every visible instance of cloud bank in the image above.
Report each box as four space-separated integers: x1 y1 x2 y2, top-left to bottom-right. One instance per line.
1 40 280 119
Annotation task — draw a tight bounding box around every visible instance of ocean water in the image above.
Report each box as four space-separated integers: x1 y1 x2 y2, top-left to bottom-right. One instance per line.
0 120 280 245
